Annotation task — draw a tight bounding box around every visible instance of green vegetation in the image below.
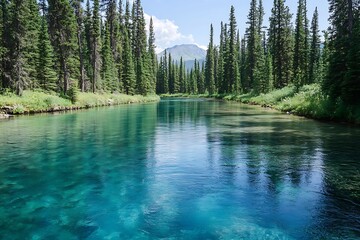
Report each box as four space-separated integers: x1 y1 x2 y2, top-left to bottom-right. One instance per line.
0 0 359 124
0 90 159 114
157 1 360 124
0 0 156 97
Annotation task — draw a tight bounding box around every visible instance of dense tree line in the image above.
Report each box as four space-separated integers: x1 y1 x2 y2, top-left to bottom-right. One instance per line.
156 51 205 95
0 0 156 97
156 0 358 107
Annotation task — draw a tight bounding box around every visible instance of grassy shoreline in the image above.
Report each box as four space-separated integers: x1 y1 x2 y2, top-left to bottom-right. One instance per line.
0 91 160 116
162 84 360 124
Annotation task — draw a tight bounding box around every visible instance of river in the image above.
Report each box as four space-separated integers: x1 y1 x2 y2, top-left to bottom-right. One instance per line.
0 98 359 239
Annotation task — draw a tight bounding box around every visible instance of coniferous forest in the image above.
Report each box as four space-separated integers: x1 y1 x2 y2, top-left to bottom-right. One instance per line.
0 0 156 97
157 0 360 123
0 0 360 121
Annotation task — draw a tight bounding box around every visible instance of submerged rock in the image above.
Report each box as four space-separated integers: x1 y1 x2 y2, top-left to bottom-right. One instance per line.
0 113 13 119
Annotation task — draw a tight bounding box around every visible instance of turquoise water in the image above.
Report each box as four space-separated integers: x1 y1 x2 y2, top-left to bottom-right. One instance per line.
0 98 359 239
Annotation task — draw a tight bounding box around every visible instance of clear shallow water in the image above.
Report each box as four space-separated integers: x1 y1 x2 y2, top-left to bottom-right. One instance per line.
0 99 360 239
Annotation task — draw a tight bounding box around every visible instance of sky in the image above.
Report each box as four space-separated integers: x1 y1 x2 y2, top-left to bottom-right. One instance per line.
140 0 330 53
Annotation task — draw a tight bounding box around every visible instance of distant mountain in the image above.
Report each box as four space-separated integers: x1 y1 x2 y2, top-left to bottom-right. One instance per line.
157 44 206 69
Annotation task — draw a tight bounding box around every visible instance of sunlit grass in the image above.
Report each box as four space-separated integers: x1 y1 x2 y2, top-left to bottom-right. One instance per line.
163 84 360 124
0 90 160 114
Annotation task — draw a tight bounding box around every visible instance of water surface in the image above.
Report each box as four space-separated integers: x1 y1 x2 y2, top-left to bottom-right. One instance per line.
0 99 359 239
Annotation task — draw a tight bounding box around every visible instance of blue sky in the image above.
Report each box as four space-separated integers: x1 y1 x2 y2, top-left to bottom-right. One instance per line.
141 0 330 52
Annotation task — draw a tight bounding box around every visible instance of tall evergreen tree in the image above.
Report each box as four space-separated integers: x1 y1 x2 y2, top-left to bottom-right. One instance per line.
308 7 321 83
293 0 309 86
101 21 117 91
205 24 216 94
0 0 11 90
37 3 57 91
91 0 101 92
216 22 225 93
148 17 157 93
24 0 41 89
48 0 79 94
343 4 360 103
324 0 358 103
121 28 135 95
132 0 150 95
268 0 293 89
8 0 30 95
224 6 240 93
72 0 86 92
179 57 186 93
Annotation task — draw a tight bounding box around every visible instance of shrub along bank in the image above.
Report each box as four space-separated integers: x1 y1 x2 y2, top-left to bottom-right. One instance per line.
162 84 360 124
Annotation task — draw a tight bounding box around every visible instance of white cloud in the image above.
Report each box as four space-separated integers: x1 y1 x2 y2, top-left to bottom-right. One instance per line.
144 13 199 53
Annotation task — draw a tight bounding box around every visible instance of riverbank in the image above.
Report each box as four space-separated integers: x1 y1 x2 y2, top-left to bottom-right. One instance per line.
0 91 160 116
162 84 360 124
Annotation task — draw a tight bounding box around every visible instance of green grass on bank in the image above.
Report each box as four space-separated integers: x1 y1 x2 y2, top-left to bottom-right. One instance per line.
0 90 160 114
162 84 360 124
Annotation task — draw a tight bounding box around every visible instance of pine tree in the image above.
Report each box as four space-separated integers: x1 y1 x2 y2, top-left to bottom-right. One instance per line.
217 22 225 93
268 0 293 89
246 0 266 93
173 60 180 93
196 60 205 94
224 6 240 93
48 0 79 94
0 1 4 89
83 0 92 88
205 24 216 94
308 7 321 83
293 0 309 87
168 53 173 93
179 57 186 93
320 30 330 83
24 0 41 89
72 0 86 92
121 28 135 95
37 5 57 91
101 21 117 92
343 7 360 104
132 0 150 95
91 0 101 92
8 0 30 95
245 0 259 91
1 0 11 90
324 0 357 103
148 17 157 93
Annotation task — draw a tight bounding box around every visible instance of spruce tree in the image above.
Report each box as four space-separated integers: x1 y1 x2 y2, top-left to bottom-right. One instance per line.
205 24 216 95
293 0 309 87
1 0 11 90
0 1 3 89
148 17 157 93
343 8 360 104
91 0 101 92
37 6 57 91
179 57 186 93
323 0 357 103
308 7 321 84
121 28 135 95
101 21 117 92
217 22 225 93
224 6 240 93
83 0 92 87
8 0 29 95
24 0 40 89
168 53 173 93
48 0 79 94
268 0 293 89
132 0 150 95
72 0 86 92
